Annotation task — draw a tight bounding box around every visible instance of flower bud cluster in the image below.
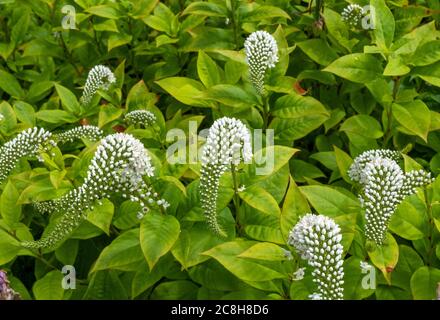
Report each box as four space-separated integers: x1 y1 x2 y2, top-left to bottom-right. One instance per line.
0 127 55 183
199 117 252 236
244 31 279 95
288 214 345 300
80 65 116 105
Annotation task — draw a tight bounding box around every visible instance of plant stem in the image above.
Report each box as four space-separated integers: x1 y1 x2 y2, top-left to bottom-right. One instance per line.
382 77 400 147
231 164 240 214
230 0 240 49
424 188 435 266
263 95 270 131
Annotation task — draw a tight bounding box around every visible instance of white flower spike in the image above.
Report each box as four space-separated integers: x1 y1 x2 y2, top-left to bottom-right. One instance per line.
244 31 279 95
24 133 166 249
341 4 365 27
0 127 55 183
288 214 345 300
349 149 433 245
55 125 104 144
80 65 116 105
125 110 157 127
199 117 252 236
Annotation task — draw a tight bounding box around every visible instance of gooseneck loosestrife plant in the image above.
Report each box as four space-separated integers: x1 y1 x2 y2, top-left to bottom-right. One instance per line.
80 65 116 105
288 214 345 300
349 149 433 245
199 117 252 236
2 0 440 301
24 133 167 249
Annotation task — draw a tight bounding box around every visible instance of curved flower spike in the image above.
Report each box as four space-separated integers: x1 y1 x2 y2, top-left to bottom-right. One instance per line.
348 149 401 184
244 30 278 95
288 214 345 300
349 150 434 245
80 65 116 105
199 117 252 236
54 125 104 144
0 127 55 183
125 110 156 128
22 133 167 249
341 4 365 27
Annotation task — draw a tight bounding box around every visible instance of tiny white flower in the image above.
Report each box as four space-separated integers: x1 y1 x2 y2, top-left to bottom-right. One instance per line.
292 267 305 281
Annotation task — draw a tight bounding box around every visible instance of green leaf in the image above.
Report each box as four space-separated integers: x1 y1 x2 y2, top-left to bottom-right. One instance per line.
270 93 329 141
197 51 221 88
0 181 22 227
389 195 428 240
203 240 285 282
156 77 213 108
98 104 123 128
182 2 227 17
84 270 128 300
14 101 36 126
410 267 440 300
297 39 338 66
238 242 288 261
171 223 224 269
300 185 360 217
253 145 298 176
392 100 431 142
108 33 132 52
280 177 310 239
242 5 291 22
207 84 260 107
92 229 144 272
0 226 21 265
321 9 358 51
239 186 281 216
340 115 384 139
0 69 25 98
140 212 180 270
411 40 440 66
86 5 121 19
324 53 383 83
86 199 114 235
54 84 81 115
33 271 64 300
371 0 395 52
334 145 353 183
368 233 399 284
413 61 440 87
35 110 77 124
151 280 199 300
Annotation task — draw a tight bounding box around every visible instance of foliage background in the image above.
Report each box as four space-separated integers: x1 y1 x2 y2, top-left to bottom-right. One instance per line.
0 0 440 300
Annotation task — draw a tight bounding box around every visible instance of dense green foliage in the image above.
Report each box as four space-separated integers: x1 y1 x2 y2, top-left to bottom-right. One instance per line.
0 0 440 300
